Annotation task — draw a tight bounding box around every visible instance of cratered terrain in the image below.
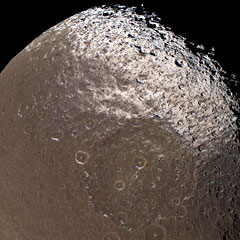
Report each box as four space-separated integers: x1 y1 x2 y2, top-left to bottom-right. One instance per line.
0 5 239 240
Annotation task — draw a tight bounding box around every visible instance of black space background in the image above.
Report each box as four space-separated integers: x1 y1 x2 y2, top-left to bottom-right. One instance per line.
0 0 239 80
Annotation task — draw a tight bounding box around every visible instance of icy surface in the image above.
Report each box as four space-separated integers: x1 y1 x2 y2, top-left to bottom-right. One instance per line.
25 5 240 151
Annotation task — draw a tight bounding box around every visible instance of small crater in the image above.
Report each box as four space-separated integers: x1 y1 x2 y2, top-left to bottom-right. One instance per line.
135 45 150 55
54 91 62 99
216 192 224 199
67 93 74 99
172 198 181 205
85 118 95 129
134 156 147 169
23 124 31 134
1 104 6 116
146 224 166 240
114 180 125 191
136 74 147 83
80 208 91 220
228 208 234 214
17 102 33 118
175 58 186 67
150 182 156 189
131 173 138 180
51 130 63 142
198 143 208 152
103 12 110 16
58 184 66 191
75 151 88 165
117 117 126 126
217 185 224 193
117 212 127 225
57 79 66 86
185 221 194 231
176 205 187 217
38 109 47 120
71 129 79 137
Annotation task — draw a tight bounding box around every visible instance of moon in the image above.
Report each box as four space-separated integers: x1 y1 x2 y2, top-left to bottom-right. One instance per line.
0 5 239 240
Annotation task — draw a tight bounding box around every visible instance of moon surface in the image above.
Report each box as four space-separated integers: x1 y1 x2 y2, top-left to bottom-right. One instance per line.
0 5 239 240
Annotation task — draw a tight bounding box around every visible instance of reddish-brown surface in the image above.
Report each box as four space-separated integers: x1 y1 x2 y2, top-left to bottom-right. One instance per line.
0 6 239 240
